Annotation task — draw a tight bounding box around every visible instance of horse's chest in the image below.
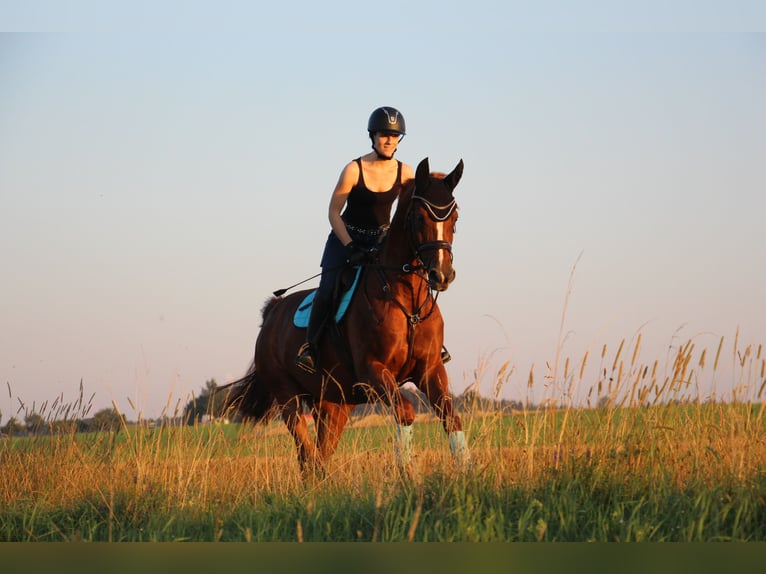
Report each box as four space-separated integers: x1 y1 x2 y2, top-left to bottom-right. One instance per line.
377 314 442 364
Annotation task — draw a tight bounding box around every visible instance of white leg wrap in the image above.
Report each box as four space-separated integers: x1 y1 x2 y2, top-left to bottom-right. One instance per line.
449 431 471 466
395 424 413 466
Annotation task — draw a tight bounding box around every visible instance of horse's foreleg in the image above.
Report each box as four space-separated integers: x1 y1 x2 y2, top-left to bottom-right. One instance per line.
391 396 416 467
394 422 414 466
281 397 322 474
420 366 471 467
314 401 353 460
448 428 470 466
361 363 416 467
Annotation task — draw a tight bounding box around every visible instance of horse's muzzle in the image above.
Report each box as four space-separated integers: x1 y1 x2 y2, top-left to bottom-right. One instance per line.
428 267 456 292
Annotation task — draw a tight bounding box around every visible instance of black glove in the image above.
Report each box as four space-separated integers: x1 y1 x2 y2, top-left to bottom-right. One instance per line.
345 241 367 266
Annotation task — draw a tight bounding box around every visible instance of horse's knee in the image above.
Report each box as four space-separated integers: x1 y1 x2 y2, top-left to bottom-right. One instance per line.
394 399 415 426
425 390 462 433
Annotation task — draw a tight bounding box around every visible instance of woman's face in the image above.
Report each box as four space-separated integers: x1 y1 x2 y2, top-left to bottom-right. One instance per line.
373 132 401 158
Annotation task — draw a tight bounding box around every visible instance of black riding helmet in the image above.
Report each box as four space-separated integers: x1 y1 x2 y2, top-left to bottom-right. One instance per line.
368 106 406 159
367 106 406 136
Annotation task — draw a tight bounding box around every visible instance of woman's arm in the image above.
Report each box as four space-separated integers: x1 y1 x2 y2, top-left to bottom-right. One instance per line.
327 161 358 247
401 162 414 185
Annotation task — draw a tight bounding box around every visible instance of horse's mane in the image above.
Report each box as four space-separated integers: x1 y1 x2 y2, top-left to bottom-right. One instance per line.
390 179 415 230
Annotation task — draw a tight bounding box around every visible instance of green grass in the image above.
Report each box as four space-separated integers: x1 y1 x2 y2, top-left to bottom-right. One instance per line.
2 402 764 542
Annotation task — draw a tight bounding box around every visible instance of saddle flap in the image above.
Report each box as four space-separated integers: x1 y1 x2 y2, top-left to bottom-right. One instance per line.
293 266 362 328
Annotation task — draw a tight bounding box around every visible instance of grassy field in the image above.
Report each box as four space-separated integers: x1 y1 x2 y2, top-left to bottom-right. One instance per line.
2 334 765 542
2 403 764 541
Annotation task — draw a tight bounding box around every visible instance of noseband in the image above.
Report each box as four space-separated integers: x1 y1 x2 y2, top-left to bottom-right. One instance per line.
409 194 458 261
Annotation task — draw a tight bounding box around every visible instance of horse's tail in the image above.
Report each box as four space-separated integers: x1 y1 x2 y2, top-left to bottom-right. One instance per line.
219 296 284 422
219 361 276 423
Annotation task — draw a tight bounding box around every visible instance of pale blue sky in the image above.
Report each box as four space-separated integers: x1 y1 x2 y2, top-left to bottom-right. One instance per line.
1 3 765 420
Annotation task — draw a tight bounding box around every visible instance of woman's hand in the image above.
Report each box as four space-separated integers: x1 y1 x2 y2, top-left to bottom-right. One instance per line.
344 242 368 266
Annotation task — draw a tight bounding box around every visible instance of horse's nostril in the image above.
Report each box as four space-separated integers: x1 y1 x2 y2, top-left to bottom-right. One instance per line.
428 270 443 285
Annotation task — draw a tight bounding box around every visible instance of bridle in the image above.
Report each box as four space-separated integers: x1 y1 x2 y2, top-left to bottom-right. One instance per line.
408 193 458 266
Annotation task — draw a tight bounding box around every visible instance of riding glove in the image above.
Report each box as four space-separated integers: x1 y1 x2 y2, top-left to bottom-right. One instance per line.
345 242 368 266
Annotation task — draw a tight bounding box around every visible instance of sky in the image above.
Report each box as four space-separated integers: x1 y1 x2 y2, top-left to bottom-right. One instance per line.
1 2 765 422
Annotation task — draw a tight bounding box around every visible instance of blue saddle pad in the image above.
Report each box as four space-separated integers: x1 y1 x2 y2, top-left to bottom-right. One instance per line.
293 266 362 328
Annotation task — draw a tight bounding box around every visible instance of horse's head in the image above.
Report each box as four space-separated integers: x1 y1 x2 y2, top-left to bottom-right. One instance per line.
408 157 464 292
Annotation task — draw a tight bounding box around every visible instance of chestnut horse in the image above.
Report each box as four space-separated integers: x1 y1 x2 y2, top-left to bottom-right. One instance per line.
222 157 469 473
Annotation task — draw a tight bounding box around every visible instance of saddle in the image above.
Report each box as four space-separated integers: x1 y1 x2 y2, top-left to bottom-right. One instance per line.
293 266 362 328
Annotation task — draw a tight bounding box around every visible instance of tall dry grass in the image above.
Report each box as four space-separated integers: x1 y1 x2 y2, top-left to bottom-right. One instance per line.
1 328 764 541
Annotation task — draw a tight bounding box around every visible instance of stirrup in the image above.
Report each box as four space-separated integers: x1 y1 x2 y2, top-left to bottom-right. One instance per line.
295 343 318 374
441 346 451 364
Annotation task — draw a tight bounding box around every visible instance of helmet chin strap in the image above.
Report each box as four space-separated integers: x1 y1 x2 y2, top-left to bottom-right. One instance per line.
373 146 396 160
370 134 403 160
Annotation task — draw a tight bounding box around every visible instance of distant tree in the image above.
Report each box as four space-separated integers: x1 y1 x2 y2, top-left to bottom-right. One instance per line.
183 379 229 424
24 413 46 435
499 399 523 412
597 396 614 410
90 408 125 432
1 417 25 437
50 419 78 435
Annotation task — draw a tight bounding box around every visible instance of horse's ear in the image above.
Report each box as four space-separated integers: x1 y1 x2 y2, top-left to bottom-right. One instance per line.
445 159 464 191
416 157 430 186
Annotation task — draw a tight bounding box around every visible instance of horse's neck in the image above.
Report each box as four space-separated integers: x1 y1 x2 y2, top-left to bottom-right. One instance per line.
375 233 424 299
379 223 415 270
378 190 419 282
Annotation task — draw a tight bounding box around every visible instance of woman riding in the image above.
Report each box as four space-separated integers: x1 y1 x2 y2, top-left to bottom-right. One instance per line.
295 106 414 374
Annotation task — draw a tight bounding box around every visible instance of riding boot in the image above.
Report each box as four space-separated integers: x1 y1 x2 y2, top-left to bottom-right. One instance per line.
296 291 333 374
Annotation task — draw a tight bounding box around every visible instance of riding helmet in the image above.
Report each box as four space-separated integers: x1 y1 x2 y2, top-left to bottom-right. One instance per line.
367 106 406 136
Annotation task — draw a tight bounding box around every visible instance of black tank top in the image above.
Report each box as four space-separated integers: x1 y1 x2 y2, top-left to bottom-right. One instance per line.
341 158 403 229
